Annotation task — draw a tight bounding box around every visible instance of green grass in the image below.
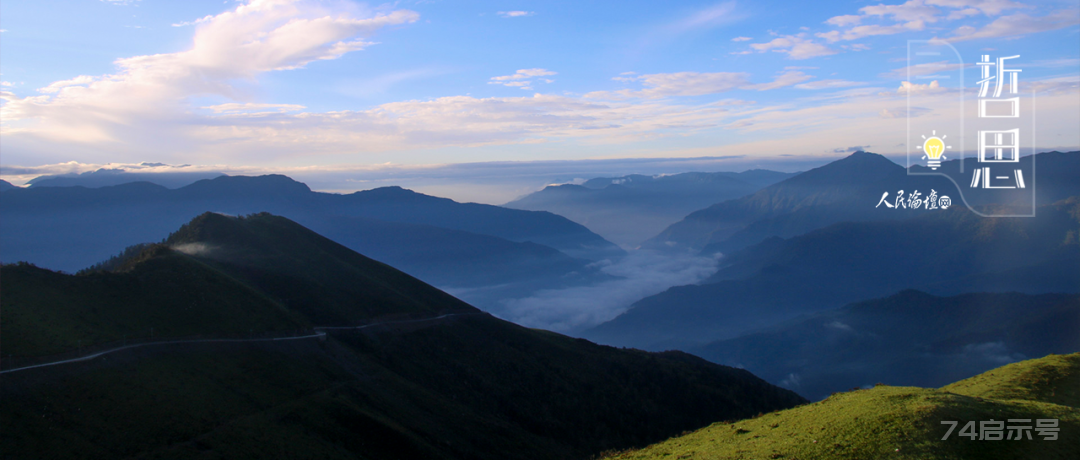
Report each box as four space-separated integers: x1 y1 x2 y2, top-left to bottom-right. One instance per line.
944 353 1080 409
604 353 1080 460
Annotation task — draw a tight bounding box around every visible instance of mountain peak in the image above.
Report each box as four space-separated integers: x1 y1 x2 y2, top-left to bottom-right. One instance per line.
784 150 902 186
181 175 312 196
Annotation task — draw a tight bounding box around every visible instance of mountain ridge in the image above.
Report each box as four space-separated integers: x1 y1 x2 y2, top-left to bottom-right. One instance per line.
2 212 806 460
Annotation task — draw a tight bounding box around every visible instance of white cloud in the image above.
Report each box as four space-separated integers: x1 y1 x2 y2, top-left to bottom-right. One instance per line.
487 250 721 333
743 70 814 91
490 68 557 81
825 321 853 331
489 68 557 90
861 0 941 24
497 11 534 18
589 72 751 99
37 75 98 94
794 79 865 90
670 2 740 32
171 15 214 28
896 80 943 93
2 0 418 151
749 34 837 59
200 103 306 114
731 36 752 41
948 9 1080 41
926 0 1030 16
826 14 862 27
818 0 1033 44
883 60 967 79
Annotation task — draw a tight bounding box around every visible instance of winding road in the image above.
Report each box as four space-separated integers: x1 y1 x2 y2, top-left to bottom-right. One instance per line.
0 312 478 375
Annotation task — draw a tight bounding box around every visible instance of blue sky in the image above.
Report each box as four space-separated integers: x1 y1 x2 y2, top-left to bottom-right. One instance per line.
1 0 1078 202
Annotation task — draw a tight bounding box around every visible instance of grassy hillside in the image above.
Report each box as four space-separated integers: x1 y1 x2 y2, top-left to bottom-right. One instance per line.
1 212 806 460
604 353 1080 460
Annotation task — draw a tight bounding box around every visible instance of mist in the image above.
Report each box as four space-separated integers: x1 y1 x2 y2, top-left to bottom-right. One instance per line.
491 250 721 334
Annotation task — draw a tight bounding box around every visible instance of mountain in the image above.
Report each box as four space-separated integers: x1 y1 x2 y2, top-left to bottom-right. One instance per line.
603 353 1080 460
0 176 623 305
504 170 796 247
585 197 1080 350
1 213 805 460
693 290 1080 401
645 151 1080 255
27 168 225 189
0 179 15 191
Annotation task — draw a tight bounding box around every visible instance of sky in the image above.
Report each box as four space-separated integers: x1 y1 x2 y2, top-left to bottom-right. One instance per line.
2 0 1078 203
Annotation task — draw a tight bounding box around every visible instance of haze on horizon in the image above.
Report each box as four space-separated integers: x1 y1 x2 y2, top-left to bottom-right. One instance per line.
1 0 1078 203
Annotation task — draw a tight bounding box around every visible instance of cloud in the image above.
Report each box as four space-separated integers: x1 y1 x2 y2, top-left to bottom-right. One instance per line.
818 0 1033 44
488 250 721 333
589 72 752 99
825 320 854 331
794 79 865 90
882 61 967 79
171 242 216 257
669 2 740 32
779 373 802 389
927 0 1030 16
731 36 752 41
200 103 306 114
895 80 943 93
748 34 837 59
948 9 1080 41
2 0 419 153
961 341 1025 365
489 68 557 90
743 71 814 91
861 0 941 24
172 15 214 28
37 75 98 94
497 11 534 18
826 14 862 27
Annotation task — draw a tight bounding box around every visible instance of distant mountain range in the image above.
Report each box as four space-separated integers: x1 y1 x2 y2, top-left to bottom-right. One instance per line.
0 180 15 192
504 170 796 247
603 353 1080 460
694 290 1080 400
585 196 1080 350
26 168 226 189
1 212 805 460
0 175 625 311
644 151 1080 255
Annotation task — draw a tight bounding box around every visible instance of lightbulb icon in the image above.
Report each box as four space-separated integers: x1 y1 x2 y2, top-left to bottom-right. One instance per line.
917 130 951 170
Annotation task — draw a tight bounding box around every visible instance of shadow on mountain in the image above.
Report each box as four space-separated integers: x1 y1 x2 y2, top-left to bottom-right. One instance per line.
1 212 804 460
